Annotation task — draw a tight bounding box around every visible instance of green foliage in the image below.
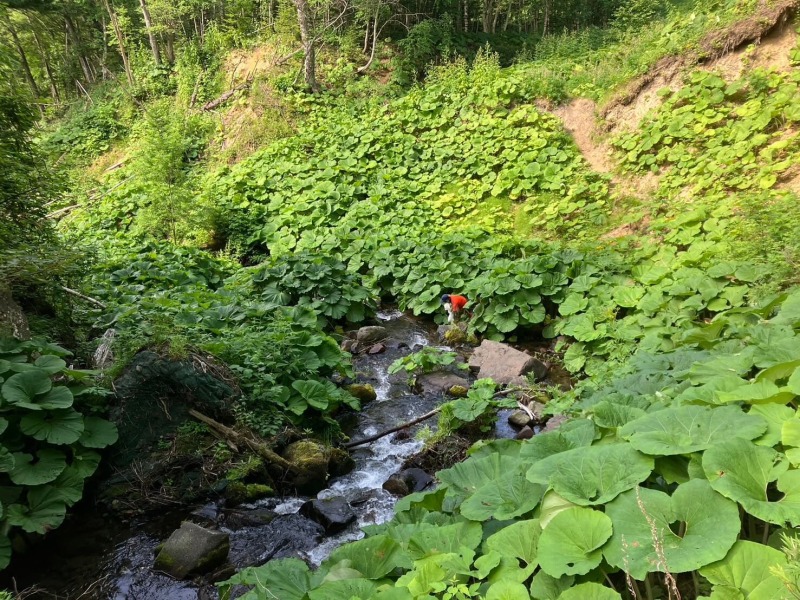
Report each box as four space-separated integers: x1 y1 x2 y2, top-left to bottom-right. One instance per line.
0 337 116 569
388 348 465 376
219 288 800 598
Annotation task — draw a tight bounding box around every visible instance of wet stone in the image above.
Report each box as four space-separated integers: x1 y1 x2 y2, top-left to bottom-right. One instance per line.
346 383 377 403
417 371 469 394
382 476 409 496
448 385 469 397
227 514 324 569
516 425 534 440
300 496 357 535
153 522 229 580
356 326 388 344
189 503 220 526
508 410 532 428
368 343 386 354
222 508 277 529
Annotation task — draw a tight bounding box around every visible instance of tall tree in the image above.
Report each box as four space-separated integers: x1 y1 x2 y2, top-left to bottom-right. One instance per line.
138 0 161 65
4 19 40 97
100 0 134 85
293 0 319 92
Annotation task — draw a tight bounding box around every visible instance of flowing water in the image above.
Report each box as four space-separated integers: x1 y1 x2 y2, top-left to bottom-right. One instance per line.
2 311 474 599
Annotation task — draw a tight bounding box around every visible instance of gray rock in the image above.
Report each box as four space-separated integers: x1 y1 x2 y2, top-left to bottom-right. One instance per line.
468 340 549 385
516 425 534 440
368 343 386 354
189 503 220 526
356 326 388 344
154 522 229 579
328 447 356 477
508 410 532 428
417 371 469 394
300 496 357 534
383 468 434 497
223 508 277 529
341 339 358 353
544 414 568 432
382 476 409 496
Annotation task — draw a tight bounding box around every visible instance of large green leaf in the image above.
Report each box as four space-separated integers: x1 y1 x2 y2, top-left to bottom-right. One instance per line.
0 446 15 472
537 507 612 577
49 467 86 506
219 558 310 600
604 479 740 579
620 405 766 456
79 416 119 448
557 583 622 600
328 534 408 578
460 468 546 521
750 404 794 447
0 536 10 570
526 443 653 506
292 380 330 410
529 572 574 600
9 448 67 486
407 521 481 560
307 578 377 600
486 580 531 600
6 486 67 533
700 541 788 600
1 370 51 405
70 447 101 478
703 438 800 526
485 519 541 567
20 409 84 445
438 453 525 504
34 355 67 375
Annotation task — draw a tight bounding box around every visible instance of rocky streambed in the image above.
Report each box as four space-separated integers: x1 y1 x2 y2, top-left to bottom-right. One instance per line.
2 310 564 599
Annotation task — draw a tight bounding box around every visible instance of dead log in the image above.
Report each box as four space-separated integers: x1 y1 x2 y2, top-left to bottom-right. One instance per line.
202 81 252 111
188 409 298 473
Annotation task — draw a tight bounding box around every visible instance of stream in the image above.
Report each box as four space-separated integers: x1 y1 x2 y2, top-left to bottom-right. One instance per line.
3 310 489 599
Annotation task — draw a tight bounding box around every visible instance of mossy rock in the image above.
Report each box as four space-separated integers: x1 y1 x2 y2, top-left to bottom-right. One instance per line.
443 326 468 345
153 522 229 579
329 447 356 477
282 440 329 495
447 385 469 398
345 383 377 403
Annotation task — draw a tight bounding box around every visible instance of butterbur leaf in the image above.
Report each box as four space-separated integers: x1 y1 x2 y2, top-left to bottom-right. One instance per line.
307 578 376 600
620 405 766 456
219 558 310 600
485 519 541 567
526 443 653 506
459 469 546 521
703 438 800 526
2 370 51 405
604 480 739 579
33 355 67 375
328 534 409 577
70 447 101 478
79 417 119 448
0 446 15 472
438 453 525 505
0 536 10 570
750 404 794 446
557 583 622 599
407 522 481 560
6 486 67 533
292 380 329 410
20 409 84 445
537 507 612 577
700 541 787 600
485 580 530 600
50 467 85 506
529 571 574 600
10 448 66 485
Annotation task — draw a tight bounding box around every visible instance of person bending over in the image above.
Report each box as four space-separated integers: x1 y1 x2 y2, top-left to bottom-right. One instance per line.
441 294 468 323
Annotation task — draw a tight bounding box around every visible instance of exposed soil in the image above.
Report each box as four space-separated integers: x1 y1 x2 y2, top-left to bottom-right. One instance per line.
554 98 614 174
704 20 798 81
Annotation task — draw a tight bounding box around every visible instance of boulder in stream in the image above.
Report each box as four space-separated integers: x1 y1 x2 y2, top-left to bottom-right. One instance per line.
508 410 532 428
345 383 377 403
154 522 229 579
468 340 549 385
356 326 388 344
300 496 357 534
417 371 469 394
282 440 329 495
383 468 434 497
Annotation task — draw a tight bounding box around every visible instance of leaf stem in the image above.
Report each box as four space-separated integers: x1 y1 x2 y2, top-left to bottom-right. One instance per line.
645 574 654 600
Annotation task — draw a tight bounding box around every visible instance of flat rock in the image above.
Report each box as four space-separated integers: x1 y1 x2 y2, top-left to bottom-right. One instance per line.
516 425 534 440
544 414 568 432
300 496 357 535
356 326 388 344
468 340 549 385
367 343 386 354
223 508 277 529
154 522 229 579
417 371 469 394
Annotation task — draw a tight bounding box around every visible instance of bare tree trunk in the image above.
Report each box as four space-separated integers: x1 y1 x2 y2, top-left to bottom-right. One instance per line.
6 21 41 98
30 24 60 103
165 32 175 63
64 15 95 83
482 0 494 33
463 0 469 31
138 0 162 65
542 0 550 36
358 6 380 73
362 17 370 53
293 0 319 92
101 0 135 85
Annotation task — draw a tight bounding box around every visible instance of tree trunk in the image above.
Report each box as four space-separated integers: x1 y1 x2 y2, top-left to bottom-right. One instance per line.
30 24 60 103
463 0 469 32
101 0 135 85
65 15 95 83
293 0 319 92
138 0 161 65
164 32 175 64
6 21 40 98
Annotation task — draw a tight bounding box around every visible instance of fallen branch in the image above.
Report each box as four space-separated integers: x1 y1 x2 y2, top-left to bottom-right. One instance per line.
344 388 522 449
202 80 252 111
60 285 107 309
47 205 79 218
188 409 298 473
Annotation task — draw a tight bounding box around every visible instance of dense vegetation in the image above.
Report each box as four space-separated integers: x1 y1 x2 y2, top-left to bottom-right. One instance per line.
2 0 800 595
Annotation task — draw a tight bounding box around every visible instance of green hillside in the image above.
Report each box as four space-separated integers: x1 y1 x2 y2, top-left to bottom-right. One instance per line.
3 0 800 596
